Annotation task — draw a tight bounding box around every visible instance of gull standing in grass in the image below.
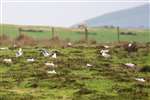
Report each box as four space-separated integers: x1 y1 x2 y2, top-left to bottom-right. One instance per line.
104 45 110 49
45 62 57 68
86 63 93 67
27 58 35 62
100 49 110 58
101 52 111 58
67 42 72 47
40 49 51 57
3 59 12 63
47 70 57 74
135 78 145 82
100 49 109 54
16 48 23 57
128 43 132 47
51 52 57 58
124 63 135 68
0 47 9 50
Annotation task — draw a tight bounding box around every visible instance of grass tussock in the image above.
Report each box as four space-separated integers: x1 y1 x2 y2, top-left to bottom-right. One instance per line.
49 36 67 48
0 34 12 45
15 34 36 46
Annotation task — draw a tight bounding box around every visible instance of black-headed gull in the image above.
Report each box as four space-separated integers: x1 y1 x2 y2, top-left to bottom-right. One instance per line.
51 53 57 58
47 70 57 74
3 59 12 63
16 48 23 57
124 63 135 68
45 62 57 67
86 63 93 67
27 58 35 62
135 78 145 82
40 49 51 57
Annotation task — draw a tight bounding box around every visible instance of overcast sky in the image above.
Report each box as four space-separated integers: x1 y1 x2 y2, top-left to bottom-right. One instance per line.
0 0 149 27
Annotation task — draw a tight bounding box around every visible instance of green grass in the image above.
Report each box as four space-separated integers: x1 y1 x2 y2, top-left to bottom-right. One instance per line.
0 45 150 100
0 24 149 43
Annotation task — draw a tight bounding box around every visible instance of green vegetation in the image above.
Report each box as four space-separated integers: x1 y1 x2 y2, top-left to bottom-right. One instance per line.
0 24 150 99
0 24 149 43
0 46 150 100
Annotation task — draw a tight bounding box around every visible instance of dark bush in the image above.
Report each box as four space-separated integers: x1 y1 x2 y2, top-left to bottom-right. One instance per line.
123 42 138 53
139 65 150 72
25 82 38 88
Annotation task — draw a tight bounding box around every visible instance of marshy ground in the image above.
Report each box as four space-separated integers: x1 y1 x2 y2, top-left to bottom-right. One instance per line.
0 44 150 100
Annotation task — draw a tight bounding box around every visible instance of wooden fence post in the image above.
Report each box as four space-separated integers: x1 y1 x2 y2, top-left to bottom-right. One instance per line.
51 27 55 39
18 27 21 35
85 27 88 41
117 26 120 42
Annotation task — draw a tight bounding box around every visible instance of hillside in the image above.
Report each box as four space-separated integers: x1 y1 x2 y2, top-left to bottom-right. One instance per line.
81 4 150 28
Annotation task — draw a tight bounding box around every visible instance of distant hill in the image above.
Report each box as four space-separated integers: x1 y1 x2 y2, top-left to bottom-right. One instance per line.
75 4 150 28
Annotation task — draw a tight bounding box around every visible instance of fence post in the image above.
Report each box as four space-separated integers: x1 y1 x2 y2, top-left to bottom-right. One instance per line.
51 27 55 39
18 27 21 35
85 27 88 42
149 29 150 43
117 26 120 42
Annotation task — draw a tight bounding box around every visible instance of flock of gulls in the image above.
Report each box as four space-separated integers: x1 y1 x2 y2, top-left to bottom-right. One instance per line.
0 42 146 83
2 48 58 74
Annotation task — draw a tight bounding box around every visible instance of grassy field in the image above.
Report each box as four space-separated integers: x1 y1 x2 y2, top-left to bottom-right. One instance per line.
0 45 150 100
0 24 149 43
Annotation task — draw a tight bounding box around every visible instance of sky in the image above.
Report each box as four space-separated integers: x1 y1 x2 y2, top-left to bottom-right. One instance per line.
0 0 149 27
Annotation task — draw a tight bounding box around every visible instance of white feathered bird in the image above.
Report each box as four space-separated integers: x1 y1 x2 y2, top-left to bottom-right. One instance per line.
86 63 93 67
104 45 110 49
16 48 23 57
41 49 50 57
102 52 111 58
3 59 12 63
0 47 8 50
100 49 110 58
100 49 109 53
45 62 57 67
128 43 132 47
135 78 145 82
124 63 135 68
47 70 57 74
51 53 57 58
27 58 35 62
67 42 72 46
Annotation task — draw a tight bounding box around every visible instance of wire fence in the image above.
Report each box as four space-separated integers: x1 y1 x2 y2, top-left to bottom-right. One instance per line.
0 25 150 43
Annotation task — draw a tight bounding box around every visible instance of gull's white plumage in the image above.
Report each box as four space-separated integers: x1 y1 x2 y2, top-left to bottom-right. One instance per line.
86 63 92 67
47 70 57 74
16 48 23 57
124 63 135 68
3 59 12 63
51 53 57 58
27 58 35 62
102 52 111 58
135 78 145 82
